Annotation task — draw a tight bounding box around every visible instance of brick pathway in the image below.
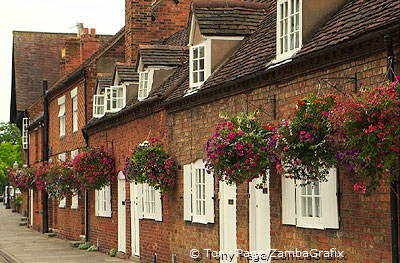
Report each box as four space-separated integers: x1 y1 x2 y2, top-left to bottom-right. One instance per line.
0 205 128 263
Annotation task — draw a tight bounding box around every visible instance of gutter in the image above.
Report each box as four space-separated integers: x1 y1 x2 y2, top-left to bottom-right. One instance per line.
41 80 49 234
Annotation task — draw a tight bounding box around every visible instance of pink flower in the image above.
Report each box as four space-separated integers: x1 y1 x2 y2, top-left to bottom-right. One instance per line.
228 132 236 140
300 131 306 135
237 129 243 136
377 163 383 168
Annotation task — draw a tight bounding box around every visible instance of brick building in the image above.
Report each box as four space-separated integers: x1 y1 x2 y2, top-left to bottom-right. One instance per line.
12 0 400 262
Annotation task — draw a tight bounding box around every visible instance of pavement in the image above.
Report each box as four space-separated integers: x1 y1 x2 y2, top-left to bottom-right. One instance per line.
0 204 128 263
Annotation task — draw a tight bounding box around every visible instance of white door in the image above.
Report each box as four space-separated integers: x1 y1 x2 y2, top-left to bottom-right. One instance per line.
30 189 34 226
130 183 140 256
249 175 271 262
118 172 126 253
219 181 237 263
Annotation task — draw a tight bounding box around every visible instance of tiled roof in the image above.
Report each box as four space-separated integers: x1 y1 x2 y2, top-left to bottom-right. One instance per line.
296 0 400 57
96 76 112 90
114 64 139 83
192 0 268 36
139 45 188 67
12 31 75 112
201 0 400 91
160 28 188 46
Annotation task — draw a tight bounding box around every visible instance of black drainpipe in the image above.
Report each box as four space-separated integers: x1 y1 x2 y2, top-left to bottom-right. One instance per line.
83 70 90 242
41 80 49 234
385 34 399 263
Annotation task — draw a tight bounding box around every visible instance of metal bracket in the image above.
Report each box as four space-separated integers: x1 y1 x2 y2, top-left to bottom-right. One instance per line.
319 73 358 94
250 95 277 120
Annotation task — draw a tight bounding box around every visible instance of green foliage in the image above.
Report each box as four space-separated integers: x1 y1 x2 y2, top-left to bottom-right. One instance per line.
78 242 91 250
0 123 21 145
14 196 22 207
0 123 22 194
279 94 338 183
109 248 117 257
87 245 99 252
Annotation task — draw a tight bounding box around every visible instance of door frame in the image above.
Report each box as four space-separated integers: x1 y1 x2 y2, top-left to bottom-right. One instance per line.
249 176 271 262
130 182 140 256
219 181 237 263
117 172 126 253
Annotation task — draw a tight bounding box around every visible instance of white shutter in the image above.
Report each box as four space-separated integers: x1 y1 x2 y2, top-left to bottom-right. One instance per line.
321 168 339 229
95 190 99 216
137 184 144 219
205 170 215 223
183 164 192 221
106 185 112 217
70 87 78 98
154 189 162 222
282 175 296 225
71 194 79 209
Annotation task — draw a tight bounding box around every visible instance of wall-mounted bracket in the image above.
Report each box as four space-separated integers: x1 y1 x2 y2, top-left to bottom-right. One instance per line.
320 73 358 94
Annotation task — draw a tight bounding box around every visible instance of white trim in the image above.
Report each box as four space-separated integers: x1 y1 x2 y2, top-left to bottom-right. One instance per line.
22 117 29 150
205 36 244 41
70 87 78 98
188 39 211 92
71 193 79 209
138 70 154 101
93 94 105 118
188 15 196 46
95 185 112 218
72 94 78 133
140 183 162 221
276 0 302 62
57 95 65 105
59 197 66 208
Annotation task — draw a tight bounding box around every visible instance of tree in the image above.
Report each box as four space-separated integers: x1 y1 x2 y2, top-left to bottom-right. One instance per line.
0 123 22 194
0 123 21 145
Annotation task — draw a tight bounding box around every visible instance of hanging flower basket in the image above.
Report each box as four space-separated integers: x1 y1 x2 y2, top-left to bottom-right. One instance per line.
278 94 338 183
123 138 177 192
72 147 116 190
205 112 279 185
331 79 400 193
34 161 79 199
8 167 35 192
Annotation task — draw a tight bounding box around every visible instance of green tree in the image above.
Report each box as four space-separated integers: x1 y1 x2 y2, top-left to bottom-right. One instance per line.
0 123 22 194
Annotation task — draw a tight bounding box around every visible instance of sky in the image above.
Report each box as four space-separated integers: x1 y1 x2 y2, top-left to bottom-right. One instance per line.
0 0 125 123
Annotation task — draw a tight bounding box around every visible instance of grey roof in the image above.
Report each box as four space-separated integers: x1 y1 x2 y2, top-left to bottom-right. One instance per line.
114 64 139 83
192 0 268 36
139 45 188 67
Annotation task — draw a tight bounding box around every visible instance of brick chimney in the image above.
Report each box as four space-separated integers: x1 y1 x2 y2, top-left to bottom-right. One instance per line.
125 0 191 63
60 24 101 75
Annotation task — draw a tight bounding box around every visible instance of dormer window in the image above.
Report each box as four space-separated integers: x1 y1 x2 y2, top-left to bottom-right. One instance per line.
105 86 126 112
189 42 211 91
138 70 154 101
277 0 302 61
93 94 105 118
22 117 29 150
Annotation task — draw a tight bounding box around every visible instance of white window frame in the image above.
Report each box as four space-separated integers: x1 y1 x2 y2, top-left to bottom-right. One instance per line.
58 153 67 208
95 185 112 217
71 87 78 133
70 149 79 209
138 70 154 101
189 39 211 91
93 94 105 118
140 183 162 221
105 85 126 113
58 96 66 137
22 117 29 150
281 168 339 230
183 159 215 224
276 0 302 61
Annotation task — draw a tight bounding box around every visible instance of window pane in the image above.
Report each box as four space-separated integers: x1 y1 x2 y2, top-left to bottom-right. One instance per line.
295 0 299 12
193 72 198 83
199 71 205 82
199 46 205 58
193 48 198 59
314 182 320 195
301 197 307 217
315 197 321 217
307 197 313 217
193 60 198 71
306 184 312 195
199 59 204 70
290 0 294 15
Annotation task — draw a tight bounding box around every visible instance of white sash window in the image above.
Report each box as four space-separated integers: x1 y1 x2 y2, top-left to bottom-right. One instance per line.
95 185 112 217
58 96 66 137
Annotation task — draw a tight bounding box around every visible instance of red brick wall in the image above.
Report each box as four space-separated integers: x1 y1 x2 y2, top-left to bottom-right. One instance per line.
166 47 396 262
87 111 170 261
125 0 190 63
55 194 85 240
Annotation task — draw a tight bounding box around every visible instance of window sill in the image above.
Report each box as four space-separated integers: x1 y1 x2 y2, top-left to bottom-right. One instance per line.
59 135 65 139
71 206 79 210
96 213 112 218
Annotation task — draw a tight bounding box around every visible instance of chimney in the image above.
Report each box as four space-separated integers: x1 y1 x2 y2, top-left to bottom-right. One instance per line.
125 0 191 63
60 24 101 75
